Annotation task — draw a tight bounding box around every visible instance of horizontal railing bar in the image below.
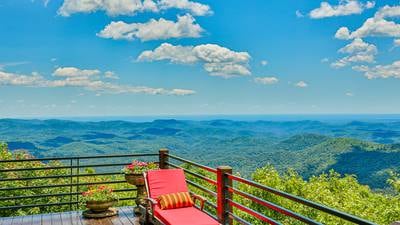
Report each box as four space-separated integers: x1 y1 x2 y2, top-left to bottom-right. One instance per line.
0 180 127 191
0 153 159 163
227 174 376 225
0 201 79 210
167 154 217 173
0 188 137 201
205 200 217 209
166 162 217 185
227 186 322 225
227 199 282 225
0 197 136 210
0 163 133 173
186 179 217 197
227 211 252 225
0 171 126 182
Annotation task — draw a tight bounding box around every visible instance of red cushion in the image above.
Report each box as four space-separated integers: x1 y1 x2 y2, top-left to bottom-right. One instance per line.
154 206 220 225
147 169 189 199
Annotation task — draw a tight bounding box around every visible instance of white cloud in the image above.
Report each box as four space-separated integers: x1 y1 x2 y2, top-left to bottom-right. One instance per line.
335 27 351 39
98 14 203 41
394 39 400 47
138 43 198 64
321 58 329 63
53 67 101 77
0 68 194 96
260 60 268 66
295 81 308 88
296 10 304 18
309 0 375 19
50 58 57 62
331 38 377 68
0 71 47 86
345 92 354 96
138 43 251 77
158 0 212 16
104 71 119 79
0 61 30 71
352 60 400 79
335 4 400 40
338 38 377 54
254 77 279 85
58 0 211 17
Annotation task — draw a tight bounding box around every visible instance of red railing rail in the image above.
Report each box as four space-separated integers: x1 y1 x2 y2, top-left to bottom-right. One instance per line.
161 149 378 225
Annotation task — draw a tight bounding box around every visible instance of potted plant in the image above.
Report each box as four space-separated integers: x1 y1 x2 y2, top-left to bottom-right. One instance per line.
82 185 118 213
122 160 157 213
123 160 158 186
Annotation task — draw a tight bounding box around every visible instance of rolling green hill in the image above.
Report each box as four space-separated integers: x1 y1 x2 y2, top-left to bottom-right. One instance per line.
1 119 400 189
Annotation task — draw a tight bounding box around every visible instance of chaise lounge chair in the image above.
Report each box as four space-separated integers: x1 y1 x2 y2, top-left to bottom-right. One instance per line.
144 168 221 225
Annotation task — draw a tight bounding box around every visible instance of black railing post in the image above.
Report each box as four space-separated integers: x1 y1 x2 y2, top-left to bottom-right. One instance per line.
76 157 80 211
69 159 73 211
159 148 169 169
217 166 233 225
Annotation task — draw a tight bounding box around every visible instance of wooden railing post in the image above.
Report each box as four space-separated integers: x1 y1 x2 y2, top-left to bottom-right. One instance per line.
217 166 233 225
159 148 169 169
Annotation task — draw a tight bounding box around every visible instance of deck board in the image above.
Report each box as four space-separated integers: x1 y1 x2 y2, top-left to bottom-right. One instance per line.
1 207 139 225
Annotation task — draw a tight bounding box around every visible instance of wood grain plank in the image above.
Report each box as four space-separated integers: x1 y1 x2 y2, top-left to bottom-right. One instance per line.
20 215 33 225
60 211 73 225
69 211 83 225
119 208 139 225
41 213 52 225
10 216 23 225
30 214 42 225
1 217 13 225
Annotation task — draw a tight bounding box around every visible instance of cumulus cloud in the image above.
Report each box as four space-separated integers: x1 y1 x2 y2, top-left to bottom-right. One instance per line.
98 14 203 41
295 81 308 88
53 67 101 77
0 68 194 96
352 60 400 79
335 4 400 40
104 71 119 79
254 77 279 85
309 0 375 19
58 0 211 17
158 0 212 16
331 38 377 68
138 43 251 77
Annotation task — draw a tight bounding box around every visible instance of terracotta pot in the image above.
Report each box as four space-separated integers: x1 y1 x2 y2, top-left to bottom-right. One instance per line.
125 173 145 186
86 200 115 213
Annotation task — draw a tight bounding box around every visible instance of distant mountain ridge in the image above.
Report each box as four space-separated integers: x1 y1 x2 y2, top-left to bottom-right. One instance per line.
1 118 400 189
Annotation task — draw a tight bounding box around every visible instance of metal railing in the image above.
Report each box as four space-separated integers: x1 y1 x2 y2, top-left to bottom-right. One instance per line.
0 153 158 215
160 150 377 225
0 149 378 225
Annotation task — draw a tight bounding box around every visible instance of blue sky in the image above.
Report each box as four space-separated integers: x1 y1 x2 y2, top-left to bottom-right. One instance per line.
0 0 400 117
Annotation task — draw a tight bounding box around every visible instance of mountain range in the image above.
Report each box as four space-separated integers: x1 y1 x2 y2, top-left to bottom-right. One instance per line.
1 118 400 190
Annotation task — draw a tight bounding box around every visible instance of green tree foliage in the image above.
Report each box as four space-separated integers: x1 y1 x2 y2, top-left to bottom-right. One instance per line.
0 144 135 217
236 166 400 225
2 142 400 225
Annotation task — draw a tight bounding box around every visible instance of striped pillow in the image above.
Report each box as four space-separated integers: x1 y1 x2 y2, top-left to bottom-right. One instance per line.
158 192 194 209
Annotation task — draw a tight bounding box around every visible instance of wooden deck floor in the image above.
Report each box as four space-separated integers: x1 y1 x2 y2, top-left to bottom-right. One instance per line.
0 207 140 225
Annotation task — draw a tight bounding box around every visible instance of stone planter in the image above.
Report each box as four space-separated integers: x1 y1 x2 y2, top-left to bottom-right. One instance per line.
86 200 116 213
125 173 146 214
125 173 145 186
